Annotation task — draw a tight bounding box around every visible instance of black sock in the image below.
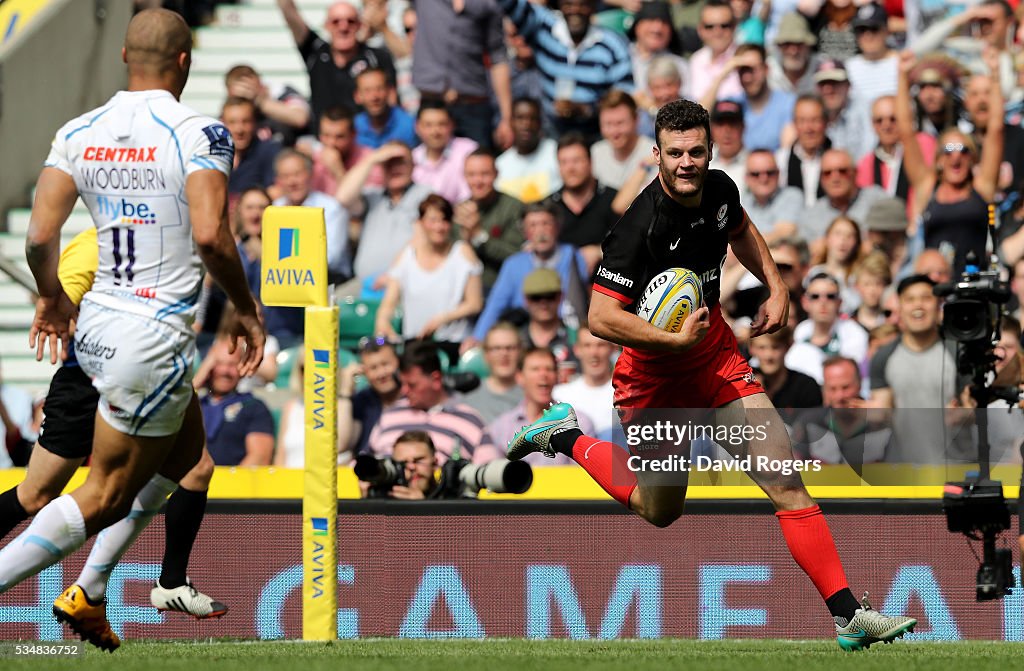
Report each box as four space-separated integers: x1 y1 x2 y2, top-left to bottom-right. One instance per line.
0 487 29 541
826 588 861 624
549 428 583 457
159 486 208 589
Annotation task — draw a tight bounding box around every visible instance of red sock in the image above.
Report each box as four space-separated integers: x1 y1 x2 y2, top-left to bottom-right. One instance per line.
570 436 637 508
776 505 850 601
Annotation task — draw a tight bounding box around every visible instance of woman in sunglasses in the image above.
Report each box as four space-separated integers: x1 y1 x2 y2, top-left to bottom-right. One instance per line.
375 194 484 361
896 49 1003 272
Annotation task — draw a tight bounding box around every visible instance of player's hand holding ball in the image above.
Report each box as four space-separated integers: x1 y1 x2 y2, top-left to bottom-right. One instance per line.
636 268 709 351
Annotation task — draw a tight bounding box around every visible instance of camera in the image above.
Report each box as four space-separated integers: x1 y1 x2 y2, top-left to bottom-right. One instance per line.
443 458 534 498
934 251 1018 600
354 455 408 497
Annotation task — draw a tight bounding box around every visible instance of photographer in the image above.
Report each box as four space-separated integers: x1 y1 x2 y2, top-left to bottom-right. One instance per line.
358 430 533 499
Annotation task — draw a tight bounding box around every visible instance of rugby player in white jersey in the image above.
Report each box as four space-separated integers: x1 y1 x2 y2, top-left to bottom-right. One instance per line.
0 9 264 651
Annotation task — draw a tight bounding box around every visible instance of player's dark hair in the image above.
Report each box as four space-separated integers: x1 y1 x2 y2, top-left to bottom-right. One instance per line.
517 346 558 371
394 430 436 454
556 132 590 156
400 340 443 375
654 99 710 150
418 193 454 221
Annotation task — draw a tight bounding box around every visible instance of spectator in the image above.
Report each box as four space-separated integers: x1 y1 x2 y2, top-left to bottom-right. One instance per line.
497 0 633 139
461 322 525 423
708 100 749 187
797 356 890 466
809 215 864 307
200 339 275 466
468 203 588 347
636 55 685 138
960 70 1024 193
591 91 655 191
223 97 281 206
0 358 35 468
495 98 562 203
786 272 869 384
276 0 396 127
488 347 594 465
336 339 404 459
896 51 1002 273
1012 259 1024 322
411 101 478 205
768 13 819 96
688 0 742 102
912 249 953 285
411 0 513 149
367 340 500 464
307 106 376 196
272 149 352 282
912 65 960 137
749 326 823 412
851 251 892 332
628 1 687 111
352 67 418 149
517 269 580 377
375 194 484 359
777 95 829 207
863 197 910 280
455 149 526 293
802 0 858 61
368 431 442 499
740 149 802 241
797 149 886 243
813 59 871 160
337 142 433 288
224 63 311 146
869 275 968 462
845 4 898 130
855 95 936 202
546 133 619 274
553 326 616 440
701 44 795 152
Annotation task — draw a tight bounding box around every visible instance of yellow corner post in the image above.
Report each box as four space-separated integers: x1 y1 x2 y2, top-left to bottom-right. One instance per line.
261 206 339 640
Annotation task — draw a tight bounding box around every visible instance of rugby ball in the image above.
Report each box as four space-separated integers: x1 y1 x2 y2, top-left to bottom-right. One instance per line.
636 268 703 333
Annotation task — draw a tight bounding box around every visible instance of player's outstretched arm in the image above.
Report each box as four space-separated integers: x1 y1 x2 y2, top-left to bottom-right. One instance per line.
589 291 709 352
186 170 266 376
26 167 79 364
729 210 789 337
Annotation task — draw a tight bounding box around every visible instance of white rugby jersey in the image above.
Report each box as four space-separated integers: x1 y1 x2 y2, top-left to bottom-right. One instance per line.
45 89 234 329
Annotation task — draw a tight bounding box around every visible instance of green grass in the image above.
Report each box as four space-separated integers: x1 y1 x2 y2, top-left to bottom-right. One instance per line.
6 639 1024 671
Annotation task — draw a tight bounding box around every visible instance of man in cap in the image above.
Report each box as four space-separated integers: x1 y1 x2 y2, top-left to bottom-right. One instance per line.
845 4 898 143
813 59 871 160
768 13 819 96
863 196 910 280
700 44 796 152
709 100 749 186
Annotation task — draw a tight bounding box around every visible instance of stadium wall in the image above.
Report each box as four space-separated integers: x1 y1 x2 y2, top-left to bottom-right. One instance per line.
0 0 134 219
2 500 1022 642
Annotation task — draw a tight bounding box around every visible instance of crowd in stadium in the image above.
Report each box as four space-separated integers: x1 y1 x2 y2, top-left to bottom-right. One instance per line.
3 0 1024 473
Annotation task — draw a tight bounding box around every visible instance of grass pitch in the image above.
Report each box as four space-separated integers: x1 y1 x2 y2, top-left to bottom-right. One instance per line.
7 639 1024 671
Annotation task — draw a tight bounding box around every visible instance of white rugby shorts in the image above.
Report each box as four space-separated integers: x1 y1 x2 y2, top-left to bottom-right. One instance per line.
74 299 196 437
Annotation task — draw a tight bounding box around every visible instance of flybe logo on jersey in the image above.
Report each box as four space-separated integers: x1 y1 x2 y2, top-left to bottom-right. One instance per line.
597 267 634 288
83 146 157 162
96 196 157 225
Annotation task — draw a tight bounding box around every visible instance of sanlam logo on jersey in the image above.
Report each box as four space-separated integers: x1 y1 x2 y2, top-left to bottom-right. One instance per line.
597 267 634 288
265 227 314 287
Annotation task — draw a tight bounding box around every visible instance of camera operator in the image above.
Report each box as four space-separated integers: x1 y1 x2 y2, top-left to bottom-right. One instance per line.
358 430 533 499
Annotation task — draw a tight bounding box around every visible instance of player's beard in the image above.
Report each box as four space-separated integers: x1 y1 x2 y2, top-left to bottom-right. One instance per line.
659 160 707 203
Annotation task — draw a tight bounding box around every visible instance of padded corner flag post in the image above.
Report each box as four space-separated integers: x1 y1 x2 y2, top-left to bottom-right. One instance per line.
261 206 339 641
